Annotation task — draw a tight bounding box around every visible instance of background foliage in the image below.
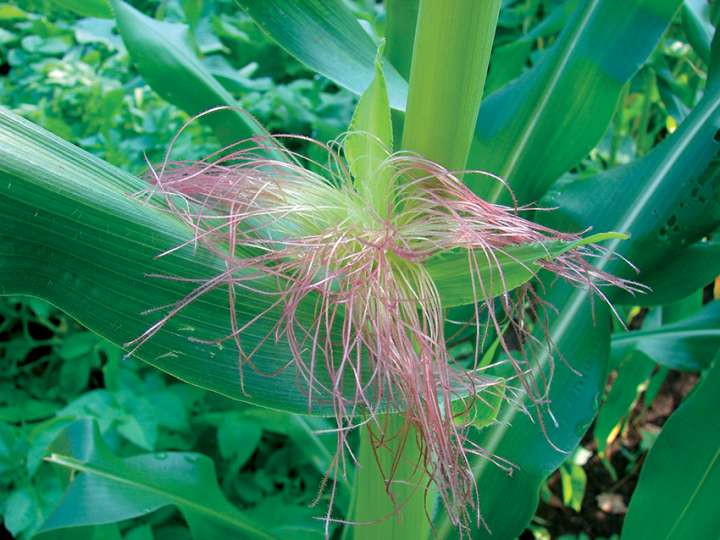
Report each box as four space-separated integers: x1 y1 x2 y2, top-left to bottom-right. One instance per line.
0 1 354 538
0 1 718 539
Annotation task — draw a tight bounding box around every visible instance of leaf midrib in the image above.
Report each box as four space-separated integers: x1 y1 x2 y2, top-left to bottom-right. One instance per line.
664 446 720 539
612 328 720 344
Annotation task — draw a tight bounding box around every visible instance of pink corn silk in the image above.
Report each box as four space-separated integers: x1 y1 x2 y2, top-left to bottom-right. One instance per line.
130 135 640 531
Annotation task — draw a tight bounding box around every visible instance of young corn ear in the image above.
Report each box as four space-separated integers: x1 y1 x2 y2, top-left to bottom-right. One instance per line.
128 126 641 531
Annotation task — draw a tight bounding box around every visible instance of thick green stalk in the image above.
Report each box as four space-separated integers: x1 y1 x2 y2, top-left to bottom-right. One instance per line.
351 415 430 540
401 0 501 171
347 2 500 539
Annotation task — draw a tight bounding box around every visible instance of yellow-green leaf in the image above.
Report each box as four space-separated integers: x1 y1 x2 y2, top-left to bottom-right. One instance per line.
345 45 393 216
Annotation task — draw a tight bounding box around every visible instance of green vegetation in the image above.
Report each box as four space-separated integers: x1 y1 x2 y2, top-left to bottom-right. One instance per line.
1 1 718 539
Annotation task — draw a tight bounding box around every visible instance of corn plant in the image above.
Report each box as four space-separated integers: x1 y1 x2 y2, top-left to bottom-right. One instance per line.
1 1 719 539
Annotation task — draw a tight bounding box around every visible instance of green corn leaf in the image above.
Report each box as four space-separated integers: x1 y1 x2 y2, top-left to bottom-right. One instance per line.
451 382 505 430
51 0 112 18
109 0 280 154
682 0 714 63
593 350 655 456
436 281 612 540
345 45 394 215
236 0 408 110
427 243 551 308
468 0 682 204
611 301 720 371
384 0 418 80
442 61 720 537
485 1 577 94
39 419 275 540
661 291 704 324
614 235 720 306
0 108 349 416
621 356 720 540
428 233 626 308
541 60 720 295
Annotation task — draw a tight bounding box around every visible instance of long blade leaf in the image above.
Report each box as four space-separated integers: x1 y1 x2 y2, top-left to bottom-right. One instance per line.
611 301 720 371
0 108 342 415
468 0 681 203
442 44 720 539
621 356 720 539
236 0 408 110
41 419 275 540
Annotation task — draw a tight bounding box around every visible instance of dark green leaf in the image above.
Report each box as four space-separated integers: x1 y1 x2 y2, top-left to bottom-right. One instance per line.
59 333 98 360
542 64 720 292
437 282 613 539
485 1 577 94
682 0 714 63
594 350 655 455
217 415 261 465
468 0 681 204
611 301 720 371
4 485 40 537
51 0 112 19
41 419 275 539
615 236 720 305
242 409 340 480
236 0 408 110
248 496 331 540
622 357 720 540
0 400 58 423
